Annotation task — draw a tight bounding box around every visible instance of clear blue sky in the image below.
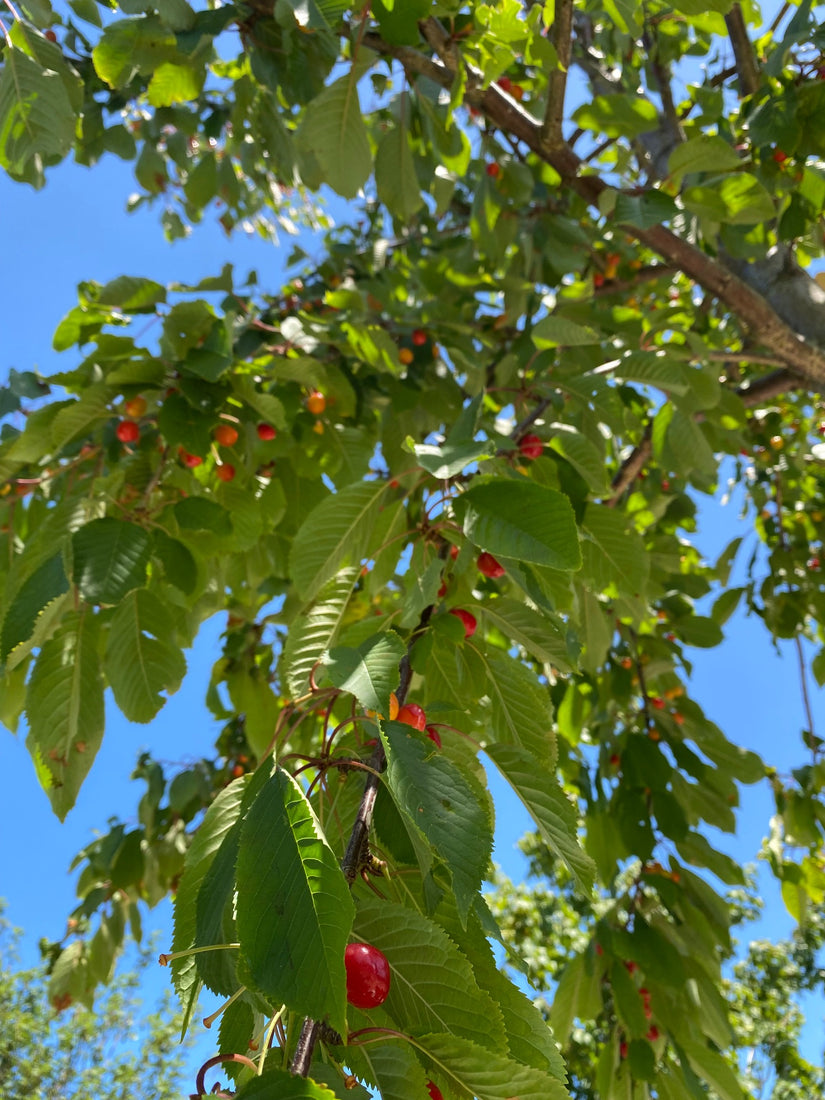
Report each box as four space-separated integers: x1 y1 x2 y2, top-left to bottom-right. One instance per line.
2 141 823 1076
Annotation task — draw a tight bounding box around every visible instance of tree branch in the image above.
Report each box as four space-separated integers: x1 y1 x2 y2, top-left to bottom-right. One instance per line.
541 0 574 147
724 2 760 97
362 31 825 389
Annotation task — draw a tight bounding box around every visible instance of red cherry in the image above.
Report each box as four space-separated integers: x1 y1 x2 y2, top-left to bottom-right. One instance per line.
427 1083 444 1100
257 423 276 441
477 552 505 578
179 450 203 468
437 582 448 598
609 753 621 767
449 544 459 560
344 943 391 1009
518 434 543 460
216 464 236 482
650 696 665 710
449 608 477 639
661 479 670 491
214 424 239 446
773 148 788 164
412 329 428 346
646 1025 659 1041
44 28 57 41
620 1040 628 1059
486 162 501 178
426 725 442 749
593 272 605 288
397 704 426 731
116 420 140 444
496 76 512 93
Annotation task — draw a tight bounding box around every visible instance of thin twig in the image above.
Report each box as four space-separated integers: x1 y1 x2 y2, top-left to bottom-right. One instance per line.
724 3 760 97
794 635 817 746
606 423 652 507
541 0 574 147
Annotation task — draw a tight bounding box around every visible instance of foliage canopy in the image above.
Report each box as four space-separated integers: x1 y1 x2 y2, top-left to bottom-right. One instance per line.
2 0 825 1096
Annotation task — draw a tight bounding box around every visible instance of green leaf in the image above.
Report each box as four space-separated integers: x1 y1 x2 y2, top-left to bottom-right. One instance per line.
282 567 359 698
0 552 69 663
573 93 659 138
71 518 153 605
675 616 723 648
680 1039 747 1100
152 530 198 594
0 47 76 180
25 611 104 820
375 123 424 222
416 1032 569 1100
147 60 204 106
322 631 405 714
548 426 610 494
92 16 177 88
171 778 246 1036
667 135 743 184
549 952 603 1041
173 497 233 535
297 62 373 199
236 766 354 1035
234 1069 347 1099
580 504 649 597
383 719 493 923
482 650 556 763
485 743 595 891
532 315 602 348
353 896 504 1046
414 440 493 479
482 597 575 672
96 275 167 312
290 481 387 601
458 477 581 570
104 589 187 722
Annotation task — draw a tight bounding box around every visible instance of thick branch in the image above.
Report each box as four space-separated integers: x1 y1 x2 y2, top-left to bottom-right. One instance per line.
604 366 800 505
724 3 760 97
363 32 825 389
542 0 574 147
606 423 652 507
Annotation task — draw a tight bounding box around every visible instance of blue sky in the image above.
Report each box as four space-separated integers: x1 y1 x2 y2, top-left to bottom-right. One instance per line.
2 139 824 1079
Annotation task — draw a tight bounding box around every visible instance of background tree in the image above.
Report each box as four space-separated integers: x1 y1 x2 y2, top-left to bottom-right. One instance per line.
1 1 825 1098
0 906 191 1098
489 841 825 1099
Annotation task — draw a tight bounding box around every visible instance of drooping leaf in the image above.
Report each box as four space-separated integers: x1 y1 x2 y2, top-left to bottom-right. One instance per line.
282 567 359 698
25 610 104 820
383 720 493 923
236 767 354 1035
485 742 595 891
290 481 387 601
104 588 187 722
171 778 246 1037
